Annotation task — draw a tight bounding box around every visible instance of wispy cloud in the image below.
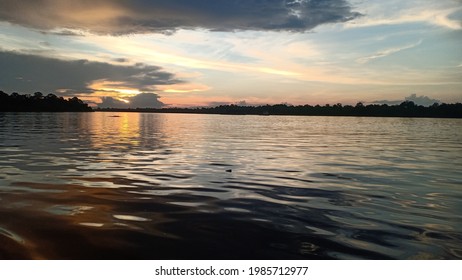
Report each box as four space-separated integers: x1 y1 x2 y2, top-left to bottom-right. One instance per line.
357 39 423 64
346 1 462 30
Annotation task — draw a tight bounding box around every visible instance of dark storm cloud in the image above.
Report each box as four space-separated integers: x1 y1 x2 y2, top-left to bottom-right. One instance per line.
0 50 182 95
0 0 361 34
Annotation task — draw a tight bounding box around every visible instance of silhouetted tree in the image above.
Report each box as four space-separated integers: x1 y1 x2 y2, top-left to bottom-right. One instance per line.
33 92 43 99
0 90 92 112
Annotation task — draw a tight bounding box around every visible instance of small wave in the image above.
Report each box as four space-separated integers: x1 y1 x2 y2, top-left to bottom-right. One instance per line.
0 226 25 246
113 215 150 222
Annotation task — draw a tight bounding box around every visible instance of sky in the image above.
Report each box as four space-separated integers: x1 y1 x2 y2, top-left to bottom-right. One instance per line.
0 0 461 108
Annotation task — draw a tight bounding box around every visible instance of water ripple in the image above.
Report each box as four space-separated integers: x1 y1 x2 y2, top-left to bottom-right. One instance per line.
1 113 461 259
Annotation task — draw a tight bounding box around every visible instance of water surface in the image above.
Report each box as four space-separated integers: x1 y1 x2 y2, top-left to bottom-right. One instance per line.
0 112 461 259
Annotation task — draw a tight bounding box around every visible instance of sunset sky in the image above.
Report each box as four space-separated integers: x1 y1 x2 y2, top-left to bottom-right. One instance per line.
0 0 461 107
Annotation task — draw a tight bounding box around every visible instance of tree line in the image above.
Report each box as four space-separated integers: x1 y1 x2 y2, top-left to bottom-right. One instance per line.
98 101 462 118
0 91 92 112
1 90 460 117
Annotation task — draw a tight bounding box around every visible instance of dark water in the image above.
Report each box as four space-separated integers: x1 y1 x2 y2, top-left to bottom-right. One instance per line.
0 112 461 259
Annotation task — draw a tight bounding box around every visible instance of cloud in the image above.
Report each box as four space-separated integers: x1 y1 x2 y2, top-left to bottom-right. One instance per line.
0 50 182 95
0 0 361 34
373 94 440 106
99 93 165 109
345 0 462 30
357 40 422 64
130 93 165 108
41 28 86 36
405 93 440 106
99 96 128 108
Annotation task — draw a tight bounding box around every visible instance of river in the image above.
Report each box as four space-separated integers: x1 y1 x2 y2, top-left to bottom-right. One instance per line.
0 112 461 259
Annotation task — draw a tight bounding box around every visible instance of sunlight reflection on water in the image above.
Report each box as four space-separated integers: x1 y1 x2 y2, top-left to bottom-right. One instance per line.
0 112 461 259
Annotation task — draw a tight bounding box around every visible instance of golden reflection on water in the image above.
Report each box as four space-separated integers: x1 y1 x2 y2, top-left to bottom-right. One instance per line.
86 113 141 149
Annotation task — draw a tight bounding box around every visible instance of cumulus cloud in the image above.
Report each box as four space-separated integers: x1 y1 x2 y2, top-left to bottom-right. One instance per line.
130 93 165 108
0 0 361 34
98 93 165 109
373 94 440 106
99 96 129 108
0 50 182 95
405 93 440 106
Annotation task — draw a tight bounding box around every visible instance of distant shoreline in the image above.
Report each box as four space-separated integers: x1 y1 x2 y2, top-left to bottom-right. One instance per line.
1 91 461 118
95 102 462 118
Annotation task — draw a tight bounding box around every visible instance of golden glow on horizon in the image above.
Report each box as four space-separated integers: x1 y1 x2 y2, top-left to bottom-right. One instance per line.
89 80 141 96
159 94 287 108
116 89 139 95
158 83 211 93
